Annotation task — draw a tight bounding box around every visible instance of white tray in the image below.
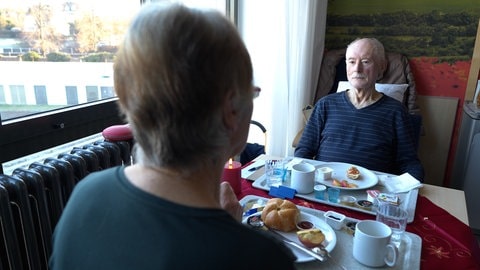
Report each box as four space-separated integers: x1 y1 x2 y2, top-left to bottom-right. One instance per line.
246 158 419 223
240 195 422 269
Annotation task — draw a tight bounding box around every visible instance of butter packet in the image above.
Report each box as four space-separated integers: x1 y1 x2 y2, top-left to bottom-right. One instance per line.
242 199 266 216
366 190 381 202
377 193 400 205
366 190 399 205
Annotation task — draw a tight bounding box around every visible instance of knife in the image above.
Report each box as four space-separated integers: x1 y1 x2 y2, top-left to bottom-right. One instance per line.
268 229 326 262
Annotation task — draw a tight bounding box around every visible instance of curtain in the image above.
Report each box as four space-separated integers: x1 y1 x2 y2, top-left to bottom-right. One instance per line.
238 0 327 157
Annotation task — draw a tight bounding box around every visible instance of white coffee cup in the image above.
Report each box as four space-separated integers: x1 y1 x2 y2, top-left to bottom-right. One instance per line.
353 220 398 267
290 163 315 194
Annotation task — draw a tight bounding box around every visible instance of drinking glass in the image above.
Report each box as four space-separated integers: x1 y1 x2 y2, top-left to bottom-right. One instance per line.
314 184 327 200
327 187 340 203
376 203 408 248
265 159 285 187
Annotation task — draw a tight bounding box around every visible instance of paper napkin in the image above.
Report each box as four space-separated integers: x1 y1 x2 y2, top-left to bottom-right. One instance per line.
383 173 423 193
284 158 305 170
241 160 264 179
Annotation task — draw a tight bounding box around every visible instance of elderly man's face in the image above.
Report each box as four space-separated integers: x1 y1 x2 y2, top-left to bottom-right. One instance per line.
345 40 381 91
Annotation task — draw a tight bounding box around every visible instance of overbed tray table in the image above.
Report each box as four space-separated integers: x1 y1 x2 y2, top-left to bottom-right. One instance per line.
243 157 419 223
240 195 422 269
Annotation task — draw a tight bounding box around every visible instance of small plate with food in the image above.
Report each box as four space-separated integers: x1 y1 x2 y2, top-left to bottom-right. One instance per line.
243 198 337 263
316 162 378 190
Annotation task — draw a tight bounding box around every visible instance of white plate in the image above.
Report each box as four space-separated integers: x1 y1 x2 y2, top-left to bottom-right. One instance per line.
316 162 378 190
244 211 336 263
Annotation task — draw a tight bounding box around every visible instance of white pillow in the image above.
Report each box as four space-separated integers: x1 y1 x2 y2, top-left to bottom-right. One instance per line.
336 81 408 103
375 83 408 103
336 81 352 92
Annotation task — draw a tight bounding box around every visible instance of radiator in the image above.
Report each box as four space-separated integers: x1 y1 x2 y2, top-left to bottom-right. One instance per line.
0 139 132 270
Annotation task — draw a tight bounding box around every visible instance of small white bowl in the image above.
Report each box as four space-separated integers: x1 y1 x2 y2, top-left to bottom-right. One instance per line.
339 195 357 207
317 166 333 180
324 210 345 230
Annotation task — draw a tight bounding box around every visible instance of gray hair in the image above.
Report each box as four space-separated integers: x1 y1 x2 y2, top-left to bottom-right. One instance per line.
114 3 253 173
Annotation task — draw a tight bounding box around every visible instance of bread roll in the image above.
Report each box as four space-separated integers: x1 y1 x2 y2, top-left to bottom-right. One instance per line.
261 198 299 232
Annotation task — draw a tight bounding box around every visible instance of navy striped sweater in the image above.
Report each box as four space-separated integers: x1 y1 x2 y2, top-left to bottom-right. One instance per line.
294 91 424 181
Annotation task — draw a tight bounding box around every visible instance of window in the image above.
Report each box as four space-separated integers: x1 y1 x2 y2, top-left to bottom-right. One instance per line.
100 86 115 99
9 85 26 104
86 85 99 102
34 85 48 105
0 0 140 172
0 1 140 121
65 86 78 105
0 0 233 174
0 85 5 104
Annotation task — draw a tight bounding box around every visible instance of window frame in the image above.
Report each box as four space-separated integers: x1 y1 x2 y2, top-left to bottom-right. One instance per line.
0 99 123 173
0 0 236 174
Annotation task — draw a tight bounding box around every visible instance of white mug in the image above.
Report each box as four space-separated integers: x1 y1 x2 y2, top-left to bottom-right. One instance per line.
290 163 315 194
353 220 398 267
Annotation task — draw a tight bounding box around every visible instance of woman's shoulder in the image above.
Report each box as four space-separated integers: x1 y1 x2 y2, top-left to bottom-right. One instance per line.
72 166 124 193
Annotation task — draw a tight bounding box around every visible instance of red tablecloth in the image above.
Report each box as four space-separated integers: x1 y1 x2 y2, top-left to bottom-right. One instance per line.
238 178 480 269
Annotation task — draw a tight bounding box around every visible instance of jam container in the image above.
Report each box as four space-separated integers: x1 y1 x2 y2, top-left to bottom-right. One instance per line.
356 199 373 210
323 210 345 230
296 220 315 230
345 221 357 235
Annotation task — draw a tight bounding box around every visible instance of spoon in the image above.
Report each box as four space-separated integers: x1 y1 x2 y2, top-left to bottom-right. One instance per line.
246 215 327 262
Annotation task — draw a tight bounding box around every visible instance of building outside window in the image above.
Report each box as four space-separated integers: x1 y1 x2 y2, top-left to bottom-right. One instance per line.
0 0 231 173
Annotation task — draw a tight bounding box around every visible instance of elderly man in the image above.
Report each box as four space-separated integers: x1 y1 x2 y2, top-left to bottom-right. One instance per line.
294 38 424 181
